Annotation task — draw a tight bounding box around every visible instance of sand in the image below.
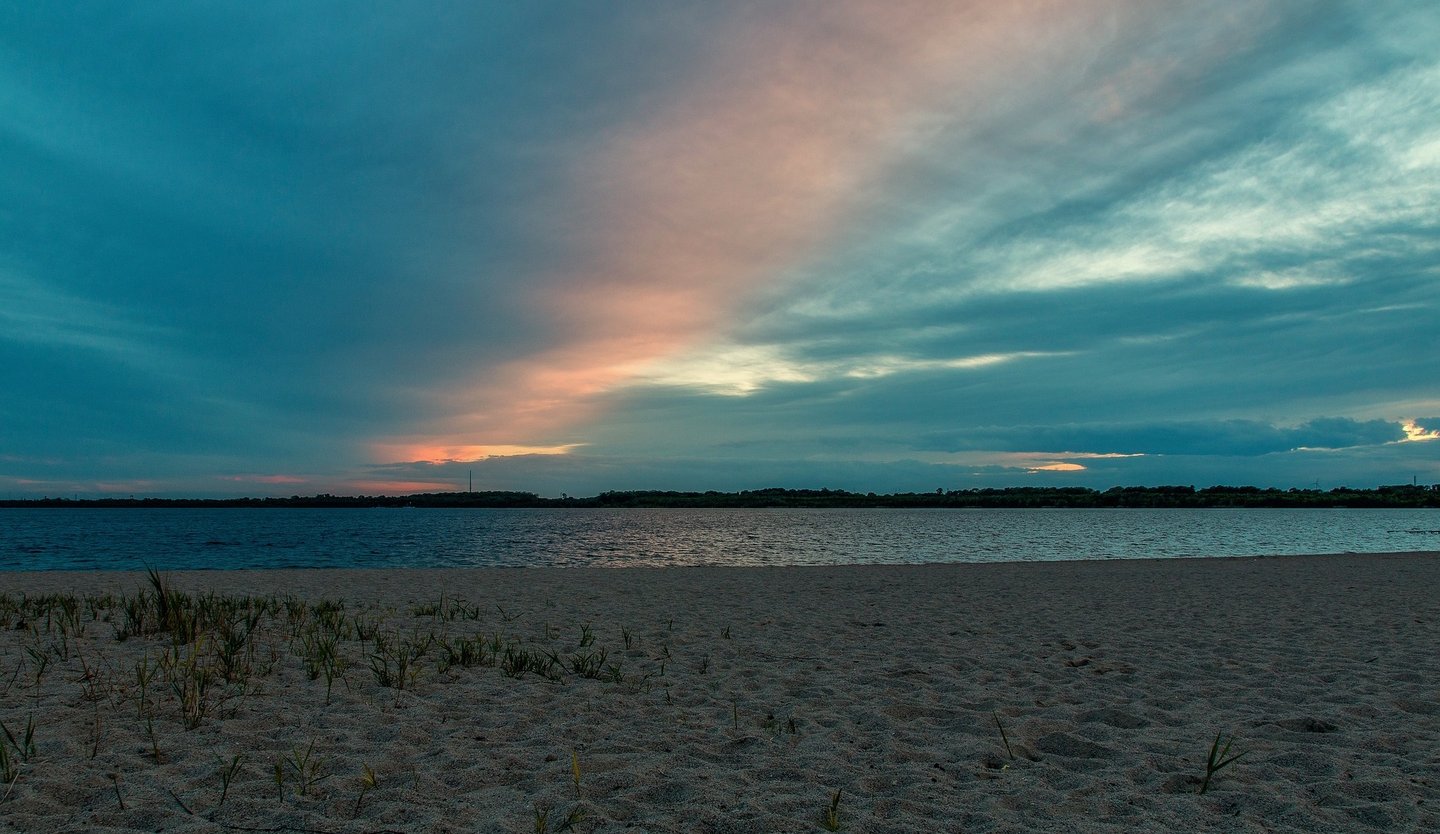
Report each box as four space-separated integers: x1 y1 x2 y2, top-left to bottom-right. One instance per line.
0 552 1436 833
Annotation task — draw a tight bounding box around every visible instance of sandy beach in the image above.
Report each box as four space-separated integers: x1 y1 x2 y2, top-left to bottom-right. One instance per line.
1 552 1436 833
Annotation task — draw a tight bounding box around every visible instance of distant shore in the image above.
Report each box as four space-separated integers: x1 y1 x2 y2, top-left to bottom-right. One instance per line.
4 483 1439 509
1 552 1436 832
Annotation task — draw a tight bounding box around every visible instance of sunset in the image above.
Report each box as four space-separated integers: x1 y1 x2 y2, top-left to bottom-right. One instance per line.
2 5 1440 832
4 2 1437 497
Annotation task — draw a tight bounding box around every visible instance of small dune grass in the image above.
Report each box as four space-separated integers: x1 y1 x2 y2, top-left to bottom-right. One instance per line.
354 762 378 816
993 711 1015 761
1198 732 1244 795
821 788 843 831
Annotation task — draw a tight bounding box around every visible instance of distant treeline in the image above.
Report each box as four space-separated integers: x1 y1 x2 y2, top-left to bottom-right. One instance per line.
4 484 1438 509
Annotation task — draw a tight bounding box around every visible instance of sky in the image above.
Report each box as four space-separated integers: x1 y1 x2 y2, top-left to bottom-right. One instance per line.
2 1 1438 498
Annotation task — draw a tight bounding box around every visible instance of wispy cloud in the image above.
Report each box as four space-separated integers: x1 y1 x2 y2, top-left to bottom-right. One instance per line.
382 1 1159 455
1 3 1436 496
919 418 1409 457
0 268 174 363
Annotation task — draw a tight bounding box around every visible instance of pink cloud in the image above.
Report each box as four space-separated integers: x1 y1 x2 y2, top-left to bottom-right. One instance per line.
220 474 309 485
378 1 1148 461
346 479 457 495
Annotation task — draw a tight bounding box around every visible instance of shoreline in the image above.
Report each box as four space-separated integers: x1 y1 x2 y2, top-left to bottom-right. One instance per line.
2 552 1437 832
4 548 1439 581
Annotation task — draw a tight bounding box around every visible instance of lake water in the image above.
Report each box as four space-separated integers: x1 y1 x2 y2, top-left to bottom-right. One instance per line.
1 507 1436 571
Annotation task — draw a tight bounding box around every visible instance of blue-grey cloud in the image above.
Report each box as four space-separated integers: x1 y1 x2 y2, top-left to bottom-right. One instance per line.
917 418 1406 457
609 3 1439 479
2 3 726 473
2 2 1438 497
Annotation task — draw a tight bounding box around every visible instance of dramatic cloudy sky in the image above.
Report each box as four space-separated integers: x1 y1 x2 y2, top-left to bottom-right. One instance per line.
3 2 1438 497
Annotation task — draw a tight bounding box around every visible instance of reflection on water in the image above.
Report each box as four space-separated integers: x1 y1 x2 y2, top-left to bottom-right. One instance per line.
1 507 1436 571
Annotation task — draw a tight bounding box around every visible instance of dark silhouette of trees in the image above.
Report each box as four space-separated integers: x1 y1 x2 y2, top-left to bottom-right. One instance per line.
4 484 1437 509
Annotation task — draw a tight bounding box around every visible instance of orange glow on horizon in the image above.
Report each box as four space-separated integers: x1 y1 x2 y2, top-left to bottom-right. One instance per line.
347 480 460 495
369 442 581 465
220 474 308 485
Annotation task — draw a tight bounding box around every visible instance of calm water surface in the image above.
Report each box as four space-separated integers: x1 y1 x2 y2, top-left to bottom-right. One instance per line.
1 508 1437 571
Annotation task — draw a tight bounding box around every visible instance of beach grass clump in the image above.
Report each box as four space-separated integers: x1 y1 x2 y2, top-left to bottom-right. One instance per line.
354 763 377 816
1197 733 1244 795
163 637 217 729
437 634 494 673
760 710 799 738
533 802 585 832
412 595 481 622
272 761 286 803
1 716 36 765
286 740 330 798
501 645 563 680
216 753 244 808
115 593 148 641
0 743 15 797
143 712 164 763
820 788 844 831
0 581 715 818
24 645 51 687
282 596 309 629
13 592 84 638
0 723 26 791
309 599 351 641
297 624 347 702
133 653 158 719
558 806 585 831
147 568 200 642
212 607 262 685
0 715 35 800
368 629 433 690
570 648 608 679
352 613 382 645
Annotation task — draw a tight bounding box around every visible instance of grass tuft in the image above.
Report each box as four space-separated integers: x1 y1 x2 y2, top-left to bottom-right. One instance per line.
993 711 1015 761
286 739 330 797
558 805 586 831
1 716 36 763
0 735 16 792
821 788 843 831
110 772 125 810
354 762 377 816
216 753 244 808
1198 732 1244 795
